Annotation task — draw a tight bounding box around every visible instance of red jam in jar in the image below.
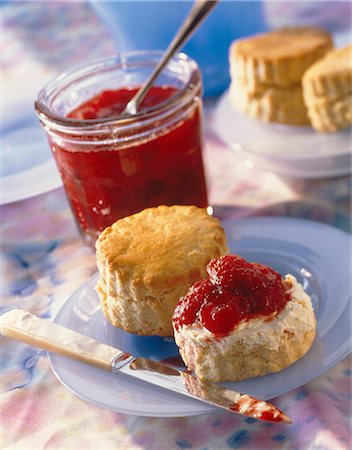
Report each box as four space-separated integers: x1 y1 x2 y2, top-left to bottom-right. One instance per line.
53 86 207 240
173 255 291 336
36 53 207 248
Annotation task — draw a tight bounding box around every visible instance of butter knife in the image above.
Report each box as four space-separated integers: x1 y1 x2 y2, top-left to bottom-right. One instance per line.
0 309 291 424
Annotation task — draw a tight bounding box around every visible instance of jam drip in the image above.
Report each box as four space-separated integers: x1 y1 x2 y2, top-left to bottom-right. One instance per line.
173 255 290 336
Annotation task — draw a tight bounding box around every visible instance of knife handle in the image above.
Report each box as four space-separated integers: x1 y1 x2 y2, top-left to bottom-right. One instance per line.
0 309 129 371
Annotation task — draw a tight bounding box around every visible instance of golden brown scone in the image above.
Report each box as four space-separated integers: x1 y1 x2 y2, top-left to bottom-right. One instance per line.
229 81 309 126
96 205 229 336
230 27 333 87
302 46 352 132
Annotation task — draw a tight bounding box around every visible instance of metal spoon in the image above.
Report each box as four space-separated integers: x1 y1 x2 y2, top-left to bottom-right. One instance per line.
123 0 219 116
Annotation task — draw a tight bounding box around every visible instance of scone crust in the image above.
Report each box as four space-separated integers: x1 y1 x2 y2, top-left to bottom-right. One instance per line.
302 46 352 132
230 27 333 87
96 205 228 293
303 46 352 101
229 82 309 126
97 283 189 336
306 96 352 132
96 205 229 336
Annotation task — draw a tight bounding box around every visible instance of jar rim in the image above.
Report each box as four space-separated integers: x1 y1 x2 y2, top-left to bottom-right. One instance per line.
35 50 202 130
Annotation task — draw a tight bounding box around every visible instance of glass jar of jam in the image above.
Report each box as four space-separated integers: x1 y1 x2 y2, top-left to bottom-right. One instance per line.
35 51 208 248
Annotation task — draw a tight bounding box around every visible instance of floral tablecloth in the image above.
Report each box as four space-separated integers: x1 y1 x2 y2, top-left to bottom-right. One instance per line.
1 3 351 449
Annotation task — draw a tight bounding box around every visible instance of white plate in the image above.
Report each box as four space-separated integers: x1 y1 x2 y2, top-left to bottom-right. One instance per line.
213 90 352 179
49 217 352 417
0 115 62 205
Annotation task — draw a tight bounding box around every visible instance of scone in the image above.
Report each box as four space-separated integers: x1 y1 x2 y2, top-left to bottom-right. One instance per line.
302 46 352 132
96 205 229 336
173 255 316 382
229 27 333 125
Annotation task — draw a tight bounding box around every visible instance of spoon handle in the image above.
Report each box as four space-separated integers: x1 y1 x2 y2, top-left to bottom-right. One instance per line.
125 0 218 115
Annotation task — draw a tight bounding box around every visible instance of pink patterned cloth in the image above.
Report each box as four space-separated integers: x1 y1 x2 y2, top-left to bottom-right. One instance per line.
1 3 351 450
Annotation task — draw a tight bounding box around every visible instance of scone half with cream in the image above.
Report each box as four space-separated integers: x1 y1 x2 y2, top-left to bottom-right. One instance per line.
173 255 316 382
96 205 229 336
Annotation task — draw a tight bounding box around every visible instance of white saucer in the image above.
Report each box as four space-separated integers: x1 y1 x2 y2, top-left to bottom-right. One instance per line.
213 90 352 179
49 217 352 417
0 115 62 205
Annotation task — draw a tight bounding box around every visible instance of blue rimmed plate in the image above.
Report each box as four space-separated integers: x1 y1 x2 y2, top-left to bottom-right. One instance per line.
49 217 352 417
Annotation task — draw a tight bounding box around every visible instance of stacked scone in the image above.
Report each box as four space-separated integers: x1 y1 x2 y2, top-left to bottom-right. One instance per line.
229 27 333 126
96 205 228 336
302 45 352 132
173 255 316 382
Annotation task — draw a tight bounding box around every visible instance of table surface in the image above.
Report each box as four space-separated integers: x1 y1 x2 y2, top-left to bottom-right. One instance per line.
1 3 351 450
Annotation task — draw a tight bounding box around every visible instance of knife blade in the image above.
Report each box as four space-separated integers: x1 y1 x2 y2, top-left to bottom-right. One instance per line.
0 309 291 423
